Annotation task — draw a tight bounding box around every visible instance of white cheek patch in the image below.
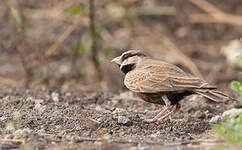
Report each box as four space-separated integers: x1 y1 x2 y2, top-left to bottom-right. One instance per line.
120 59 128 69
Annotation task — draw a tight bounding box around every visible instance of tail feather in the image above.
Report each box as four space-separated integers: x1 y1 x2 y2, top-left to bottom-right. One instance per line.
194 89 235 102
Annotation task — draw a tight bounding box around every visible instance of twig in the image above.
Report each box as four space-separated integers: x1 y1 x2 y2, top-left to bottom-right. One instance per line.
161 36 203 79
130 6 176 16
188 0 224 15
89 0 103 82
188 0 242 26
88 118 101 124
129 18 203 78
6 0 34 88
44 15 84 58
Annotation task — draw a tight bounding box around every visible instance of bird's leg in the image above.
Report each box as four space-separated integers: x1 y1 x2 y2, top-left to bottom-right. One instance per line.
157 103 181 122
162 95 171 106
162 95 175 121
144 95 173 123
144 106 171 123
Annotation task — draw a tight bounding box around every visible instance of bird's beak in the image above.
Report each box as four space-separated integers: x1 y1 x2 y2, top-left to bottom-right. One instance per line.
111 56 122 65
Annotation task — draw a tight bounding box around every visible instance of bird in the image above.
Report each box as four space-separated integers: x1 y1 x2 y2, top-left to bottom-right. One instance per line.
111 50 235 123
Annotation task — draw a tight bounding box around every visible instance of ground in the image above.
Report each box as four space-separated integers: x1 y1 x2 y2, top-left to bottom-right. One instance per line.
0 0 242 149
0 84 240 150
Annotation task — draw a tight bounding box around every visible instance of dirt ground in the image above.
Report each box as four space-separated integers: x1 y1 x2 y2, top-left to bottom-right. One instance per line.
0 0 242 149
0 84 240 150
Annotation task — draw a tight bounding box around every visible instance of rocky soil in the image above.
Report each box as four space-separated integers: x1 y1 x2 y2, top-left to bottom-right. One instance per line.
0 85 240 150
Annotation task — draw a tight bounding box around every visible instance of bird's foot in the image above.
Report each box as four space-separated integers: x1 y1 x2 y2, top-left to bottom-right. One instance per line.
144 118 156 123
157 104 181 122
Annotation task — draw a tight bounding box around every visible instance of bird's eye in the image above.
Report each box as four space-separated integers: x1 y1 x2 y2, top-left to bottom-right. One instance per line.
122 54 130 61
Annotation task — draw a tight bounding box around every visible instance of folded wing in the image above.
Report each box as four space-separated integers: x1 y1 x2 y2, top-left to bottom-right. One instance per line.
124 60 215 93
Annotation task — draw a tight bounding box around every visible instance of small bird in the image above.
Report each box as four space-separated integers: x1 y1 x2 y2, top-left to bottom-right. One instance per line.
111 50 234 123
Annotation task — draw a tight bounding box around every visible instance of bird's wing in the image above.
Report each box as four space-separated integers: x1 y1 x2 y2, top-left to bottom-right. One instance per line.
124 60 214 93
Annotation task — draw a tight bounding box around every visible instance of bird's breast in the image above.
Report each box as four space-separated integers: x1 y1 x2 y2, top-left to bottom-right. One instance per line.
135 92 165 105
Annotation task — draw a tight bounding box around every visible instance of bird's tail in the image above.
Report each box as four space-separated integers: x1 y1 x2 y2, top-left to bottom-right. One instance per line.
194 89 235 102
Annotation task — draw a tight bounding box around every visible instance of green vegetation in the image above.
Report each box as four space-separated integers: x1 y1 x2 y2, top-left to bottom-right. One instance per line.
71 44 87 54
212 79 242 149
5 112 22 132
232 81 242 96
103 47 113 57
213 115 242 146
69 6 85 14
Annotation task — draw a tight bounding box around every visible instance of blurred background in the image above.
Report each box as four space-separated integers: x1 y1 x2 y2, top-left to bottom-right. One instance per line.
0 0 242 93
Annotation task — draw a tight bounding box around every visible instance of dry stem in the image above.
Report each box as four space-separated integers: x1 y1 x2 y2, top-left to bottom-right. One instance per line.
44 15 84 58
89 0 102 82
188 0 242 26
6 0 34 87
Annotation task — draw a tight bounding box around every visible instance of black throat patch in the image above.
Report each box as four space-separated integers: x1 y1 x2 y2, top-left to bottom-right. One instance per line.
121 64 135 74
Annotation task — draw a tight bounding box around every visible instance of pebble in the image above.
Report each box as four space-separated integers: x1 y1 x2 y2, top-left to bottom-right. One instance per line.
112 108 129 115
222 108 242 118
0 116 7 121
34 103 46 112
65 92 71 97
150 131 161 138
26 96 34 101
13 128 32 139
117 116 130 125
209 108 242 123
2 96 10 101
26 97 44 104
95 106 111 113
51 92 62 102
209 115 222 124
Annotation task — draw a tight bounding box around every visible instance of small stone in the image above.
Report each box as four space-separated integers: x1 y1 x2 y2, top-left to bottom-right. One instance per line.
118 116 130 125
14 128 32 138
222 108 242 118
55 125 62 130
27 97 44 104
65 92 71 97
51 92 62 102
95 106 111 113
175 26 189 38
34 103 46 112
119 132 125 136
111 99 119 105
95 105 103 111
209 115 222 124
0 116 7 121
26 97 34 101
103 134 112 141
2 96 10 101
221 39 242 68
150 131 161 138
112 108 129 115
34 99 44 104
